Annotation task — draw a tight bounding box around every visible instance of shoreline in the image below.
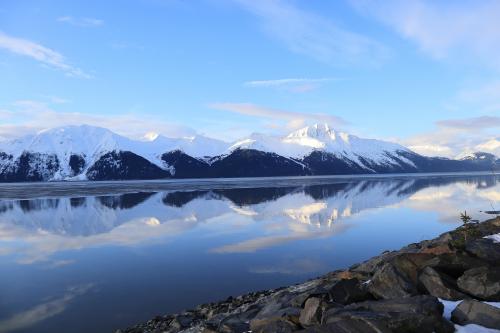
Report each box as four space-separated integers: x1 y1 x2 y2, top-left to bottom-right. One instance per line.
117 217 500 333
0 171 498 200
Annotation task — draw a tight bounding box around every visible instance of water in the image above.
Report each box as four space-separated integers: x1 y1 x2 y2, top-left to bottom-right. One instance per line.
0 174 499 333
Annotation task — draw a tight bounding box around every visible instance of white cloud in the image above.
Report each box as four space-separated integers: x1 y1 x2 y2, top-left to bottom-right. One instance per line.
236 0 388 66
0 31 91 78
405 144 454 157
209 102 347 131
476 138 500 153
404 182 499 224
0 284 93 333
0 100 196 140
57 16 104 27
351 0 500 68
0 109 14 120
437 116 500 130
402 116 500 157
244 78 338 93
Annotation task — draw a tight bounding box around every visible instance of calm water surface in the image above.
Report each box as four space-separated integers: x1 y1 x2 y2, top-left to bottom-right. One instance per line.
0 174 499 332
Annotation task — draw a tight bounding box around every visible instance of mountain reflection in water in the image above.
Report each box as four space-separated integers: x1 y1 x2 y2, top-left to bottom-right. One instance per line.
0 175 498 333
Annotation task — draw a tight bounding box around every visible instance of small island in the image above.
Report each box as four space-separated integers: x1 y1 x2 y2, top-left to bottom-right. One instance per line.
118 217 500 333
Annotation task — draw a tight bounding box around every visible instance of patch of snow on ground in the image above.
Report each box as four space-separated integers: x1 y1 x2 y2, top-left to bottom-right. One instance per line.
485 233 500 243
439 299 500 333
455 324 500 333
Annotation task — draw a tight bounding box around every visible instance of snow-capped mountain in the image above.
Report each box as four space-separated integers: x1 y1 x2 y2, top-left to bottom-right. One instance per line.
0 125 227 181
228 123 416 172
231 123 406 158
0 124 497 182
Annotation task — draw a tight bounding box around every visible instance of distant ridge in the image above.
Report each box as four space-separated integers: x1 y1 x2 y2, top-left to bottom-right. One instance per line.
0 124 497 181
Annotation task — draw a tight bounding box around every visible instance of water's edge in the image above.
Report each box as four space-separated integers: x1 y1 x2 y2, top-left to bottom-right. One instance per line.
118 217 500 333
0 171 498 199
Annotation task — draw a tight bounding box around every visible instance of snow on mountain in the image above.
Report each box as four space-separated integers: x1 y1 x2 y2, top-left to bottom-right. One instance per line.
150 134 228 158
228 123 414 168
0 125 128 158
0 125 153 178
476 138 500 153
0 125 228 179
0 123 496 182
0 125 227 155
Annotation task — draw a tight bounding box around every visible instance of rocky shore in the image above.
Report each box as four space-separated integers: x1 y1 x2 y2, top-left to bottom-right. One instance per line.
118 217 500 333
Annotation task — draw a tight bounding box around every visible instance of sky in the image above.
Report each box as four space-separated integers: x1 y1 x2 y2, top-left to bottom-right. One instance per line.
0 0 499 158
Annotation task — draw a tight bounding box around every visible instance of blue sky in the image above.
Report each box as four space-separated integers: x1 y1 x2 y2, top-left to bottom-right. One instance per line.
0 0 499 157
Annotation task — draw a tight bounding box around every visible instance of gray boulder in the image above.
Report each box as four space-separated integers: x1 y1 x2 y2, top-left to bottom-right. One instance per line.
350 250 400 275
322 296 454 333
299 297 331 327
249 317 299 333
328 278 373 305
368 263 418 299
457 266 500 301
451 299 500 329
306 314 392 333
465 238 500 264
424 252 486 278
418 266 466 300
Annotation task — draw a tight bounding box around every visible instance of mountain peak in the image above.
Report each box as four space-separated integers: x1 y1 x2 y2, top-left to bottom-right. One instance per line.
287 123 336 139
460 151 497 162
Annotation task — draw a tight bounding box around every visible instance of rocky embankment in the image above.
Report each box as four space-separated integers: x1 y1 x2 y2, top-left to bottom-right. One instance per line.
118 217 500 333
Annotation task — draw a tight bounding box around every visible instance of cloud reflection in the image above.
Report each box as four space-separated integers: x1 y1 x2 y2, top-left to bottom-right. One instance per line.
0 284 93 333
0 175 498 263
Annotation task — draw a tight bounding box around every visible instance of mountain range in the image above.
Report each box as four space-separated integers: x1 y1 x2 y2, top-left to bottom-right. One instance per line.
0 123 497 182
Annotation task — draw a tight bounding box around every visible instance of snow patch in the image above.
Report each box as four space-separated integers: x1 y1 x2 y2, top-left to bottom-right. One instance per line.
0 125 227 180
455 324 500 333
484 233 500 243
228 123 414 169
439 299 500 333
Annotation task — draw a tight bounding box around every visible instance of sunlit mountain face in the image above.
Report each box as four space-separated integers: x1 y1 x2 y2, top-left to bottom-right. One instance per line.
0 124 497 182
0 174 499 332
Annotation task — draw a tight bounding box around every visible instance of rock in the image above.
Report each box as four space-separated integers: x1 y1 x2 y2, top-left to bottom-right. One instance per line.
323 296 454 333
249 317 299 333
418 266 466 300
217 316 250 333
350 251 400 275
420 243 454 255
451 299 500 329
390 253 435 284
368 263 418 299
457 266 500 301
299 297 330 327
169 314 195 330
465 238 500 264
344 295 440 313
289 283 330 308
304 315 392 333
208 308 261 333
425 231 453 248
335 270 369 280
201 329 217 333
328 278 373 305
369 253 436 300
424 252 486 278
252 291 302 320
472 218 500 237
